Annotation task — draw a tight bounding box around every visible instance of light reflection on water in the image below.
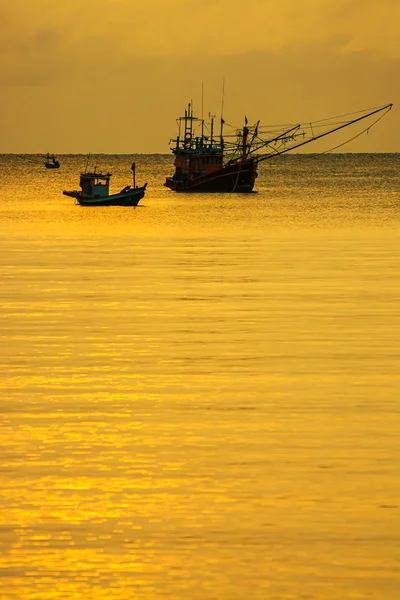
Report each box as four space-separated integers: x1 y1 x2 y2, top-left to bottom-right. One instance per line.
0 154 399 599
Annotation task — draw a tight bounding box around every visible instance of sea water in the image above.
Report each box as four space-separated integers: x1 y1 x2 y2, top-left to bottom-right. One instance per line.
0 154 399 599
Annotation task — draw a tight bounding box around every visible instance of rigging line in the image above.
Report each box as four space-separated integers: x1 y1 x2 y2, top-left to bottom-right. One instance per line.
322 108 392 154
322 129 368 154
311 103 392 125
257 109 384 132
231 161 242 192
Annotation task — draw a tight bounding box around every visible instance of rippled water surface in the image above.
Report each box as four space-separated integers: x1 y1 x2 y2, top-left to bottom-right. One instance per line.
1 154 399 599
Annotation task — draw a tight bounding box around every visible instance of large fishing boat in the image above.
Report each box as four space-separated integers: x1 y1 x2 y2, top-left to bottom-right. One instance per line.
165 102 393 193
165 104 257 192
63 162 147 206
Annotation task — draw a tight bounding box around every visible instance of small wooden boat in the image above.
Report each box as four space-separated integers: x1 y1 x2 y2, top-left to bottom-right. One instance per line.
63 162 147 206
45 153 60 169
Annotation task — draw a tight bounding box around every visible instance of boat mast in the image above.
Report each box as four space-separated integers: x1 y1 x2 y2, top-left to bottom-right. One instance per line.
201 83 204 144
183 103 193 147
183 105 188 146
241 116 249 161
178 115 182 148
220 78 225 149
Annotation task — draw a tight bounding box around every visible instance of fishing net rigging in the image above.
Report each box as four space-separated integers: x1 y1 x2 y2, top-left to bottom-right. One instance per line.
219 103 393 163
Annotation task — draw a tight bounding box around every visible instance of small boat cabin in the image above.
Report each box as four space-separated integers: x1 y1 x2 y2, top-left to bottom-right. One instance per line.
79 172 111 198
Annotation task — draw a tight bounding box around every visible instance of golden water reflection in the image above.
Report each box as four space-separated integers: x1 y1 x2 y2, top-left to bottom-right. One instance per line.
0 154 399 599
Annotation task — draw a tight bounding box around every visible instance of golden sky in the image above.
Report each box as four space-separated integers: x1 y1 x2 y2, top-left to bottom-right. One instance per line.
1 0 399 152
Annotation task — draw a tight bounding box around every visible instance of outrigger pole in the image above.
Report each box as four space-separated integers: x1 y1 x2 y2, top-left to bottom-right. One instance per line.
256 103 393 162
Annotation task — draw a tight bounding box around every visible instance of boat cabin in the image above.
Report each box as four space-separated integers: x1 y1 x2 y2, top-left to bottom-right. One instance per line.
167 102 232 185
79 172 111 198
173 148 223 182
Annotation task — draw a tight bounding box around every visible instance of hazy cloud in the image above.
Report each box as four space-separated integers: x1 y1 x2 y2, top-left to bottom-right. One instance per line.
1 0 399 61
0 0 398 151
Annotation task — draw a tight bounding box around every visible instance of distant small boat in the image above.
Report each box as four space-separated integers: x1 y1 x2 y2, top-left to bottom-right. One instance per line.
45 153 60 169
63 162 147 206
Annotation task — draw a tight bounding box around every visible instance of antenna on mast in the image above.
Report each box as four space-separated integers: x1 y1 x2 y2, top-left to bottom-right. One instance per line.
210 112 215 146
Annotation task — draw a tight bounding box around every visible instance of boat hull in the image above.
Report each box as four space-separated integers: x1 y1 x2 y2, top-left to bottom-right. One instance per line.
45 163 60 169
164 162 257 193
63 184 147 206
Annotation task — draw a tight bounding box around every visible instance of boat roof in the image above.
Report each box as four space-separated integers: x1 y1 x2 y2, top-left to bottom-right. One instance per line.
80 172 111 180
